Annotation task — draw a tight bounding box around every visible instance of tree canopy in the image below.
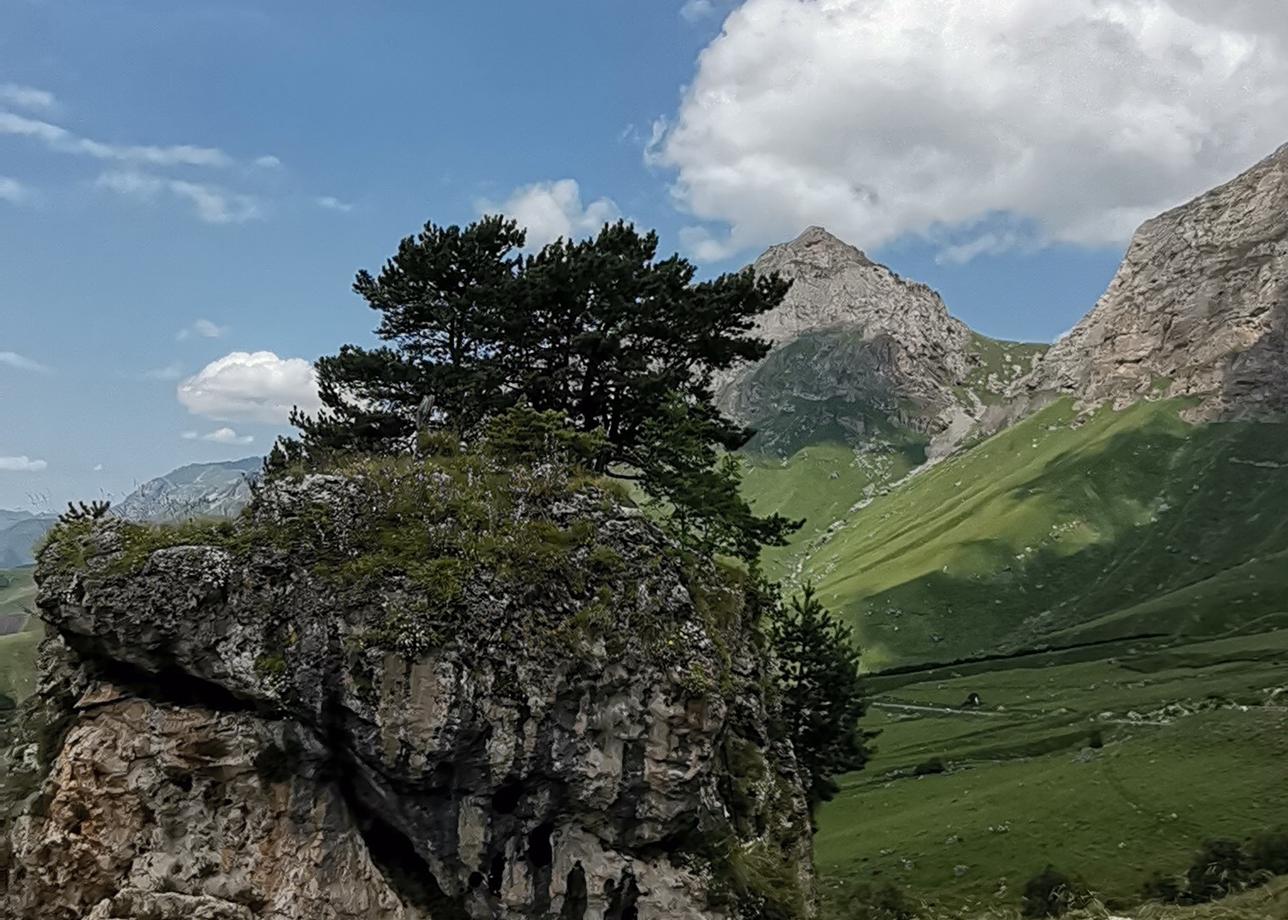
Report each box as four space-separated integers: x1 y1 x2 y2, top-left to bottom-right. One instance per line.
284 216 798 559
769 582 872 811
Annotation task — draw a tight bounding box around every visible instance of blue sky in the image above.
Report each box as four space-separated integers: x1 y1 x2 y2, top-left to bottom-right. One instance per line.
3 0 1285 509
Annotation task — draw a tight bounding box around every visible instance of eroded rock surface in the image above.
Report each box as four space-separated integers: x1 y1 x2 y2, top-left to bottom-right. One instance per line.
1017 142 1288 419
716 226 1039 456
2 464 813 919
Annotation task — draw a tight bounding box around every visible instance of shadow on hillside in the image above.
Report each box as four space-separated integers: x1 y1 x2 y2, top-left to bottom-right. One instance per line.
852 410 1288 665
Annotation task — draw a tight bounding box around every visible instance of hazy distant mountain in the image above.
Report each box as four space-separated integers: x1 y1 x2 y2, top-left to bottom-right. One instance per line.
113 457 261 522
0 458 262 569
0 513 58 568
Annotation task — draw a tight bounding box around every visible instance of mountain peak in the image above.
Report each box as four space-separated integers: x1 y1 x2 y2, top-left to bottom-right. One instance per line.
775 225 875 267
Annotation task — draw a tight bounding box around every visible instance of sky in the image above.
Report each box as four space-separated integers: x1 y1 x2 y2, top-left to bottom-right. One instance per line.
2 0 1286 509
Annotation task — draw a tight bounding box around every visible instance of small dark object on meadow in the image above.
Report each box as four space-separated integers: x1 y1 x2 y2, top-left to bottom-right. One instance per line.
1021 865 1091 917
913 757 946 776
962 692 982 708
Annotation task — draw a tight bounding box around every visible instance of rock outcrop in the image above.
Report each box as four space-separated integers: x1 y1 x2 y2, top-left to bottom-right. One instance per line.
1017 142 1288 419
717 227 1043 456
2 459 813 919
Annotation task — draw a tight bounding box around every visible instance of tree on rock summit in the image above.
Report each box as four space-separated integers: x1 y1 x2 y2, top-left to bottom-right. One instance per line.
285 216 799 559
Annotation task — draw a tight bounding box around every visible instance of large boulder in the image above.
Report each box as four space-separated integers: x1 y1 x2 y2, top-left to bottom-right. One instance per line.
2 456 814 920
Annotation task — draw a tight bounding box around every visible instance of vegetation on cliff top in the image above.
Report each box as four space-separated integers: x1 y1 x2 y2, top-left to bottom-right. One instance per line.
282 216 801 561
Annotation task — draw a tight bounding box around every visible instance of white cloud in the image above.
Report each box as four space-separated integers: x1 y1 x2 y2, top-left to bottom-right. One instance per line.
183 427 254 445
0 176 33 205
935 228 1036 266
656 0 1288 259
0 84 57 113
93 463 104 472
0 456 47 472
176 318 228 341
680 0 718 22
478 179 621 249
0 110 233 168
96 171 262 224
0 351 50 373
178 350 321 424
315 195 353 213
254 154 283 169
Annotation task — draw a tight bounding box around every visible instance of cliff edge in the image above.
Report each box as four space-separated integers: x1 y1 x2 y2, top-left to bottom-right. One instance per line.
1 454 813 920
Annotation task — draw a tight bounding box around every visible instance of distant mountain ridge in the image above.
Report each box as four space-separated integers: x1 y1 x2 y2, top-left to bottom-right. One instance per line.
112 457 261 522
0 458 261 567
0 512 58 569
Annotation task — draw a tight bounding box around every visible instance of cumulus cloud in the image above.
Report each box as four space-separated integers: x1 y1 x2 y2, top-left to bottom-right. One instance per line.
0 110 233 168
0 83 57 113
178 351 321 424
655 0 1288 260
478 179 620 249
315 195 354 213
0 456 47 472
97 171 262 224
0 350 50 373
0 176 33 205
183 427 254 445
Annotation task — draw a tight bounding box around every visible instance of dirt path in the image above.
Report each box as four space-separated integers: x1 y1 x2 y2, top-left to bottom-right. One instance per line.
871 701 1008 718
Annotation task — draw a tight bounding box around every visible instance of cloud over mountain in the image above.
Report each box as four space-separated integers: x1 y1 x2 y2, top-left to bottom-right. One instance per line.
655 0 1288 259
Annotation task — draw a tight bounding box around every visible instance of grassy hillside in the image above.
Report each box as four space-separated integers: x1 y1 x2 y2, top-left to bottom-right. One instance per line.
0 568 40 705
742 441 926 580
815 629 1288 916
959 334 1049 408
749 399 1288 670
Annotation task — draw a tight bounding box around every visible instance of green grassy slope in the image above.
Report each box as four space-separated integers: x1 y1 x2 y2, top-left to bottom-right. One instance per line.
0 568 40 705
765 399 1288 670
959 334 1048 408
742 442 926 581
0 566 36 630
815 629 1288 916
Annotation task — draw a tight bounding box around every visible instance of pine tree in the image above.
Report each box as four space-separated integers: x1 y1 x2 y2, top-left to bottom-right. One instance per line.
288 217 798 559
770 582 872 811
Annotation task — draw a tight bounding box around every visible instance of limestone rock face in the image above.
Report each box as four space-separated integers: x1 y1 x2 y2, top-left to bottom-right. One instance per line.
744 226 972 364
715 227 1030 456
2 466 813 920
7 680 428 920
1018 143 1288 419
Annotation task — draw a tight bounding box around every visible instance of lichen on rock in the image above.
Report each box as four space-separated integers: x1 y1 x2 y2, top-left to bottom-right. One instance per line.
3 454 815 919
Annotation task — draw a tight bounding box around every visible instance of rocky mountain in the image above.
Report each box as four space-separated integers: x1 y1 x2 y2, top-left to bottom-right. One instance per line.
717 226 1045 457
0 459 260 569
1016 142 1288 420
113 456 260 522
0 511 57 569
2 462 813 919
